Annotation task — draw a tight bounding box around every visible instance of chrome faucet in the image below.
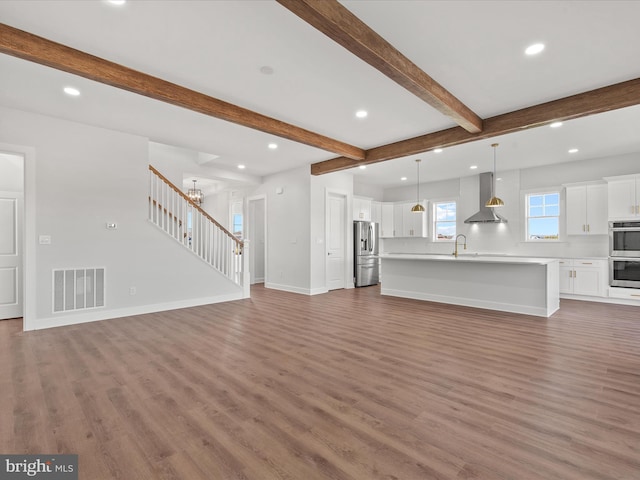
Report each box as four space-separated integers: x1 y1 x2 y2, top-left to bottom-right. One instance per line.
453 234 467 257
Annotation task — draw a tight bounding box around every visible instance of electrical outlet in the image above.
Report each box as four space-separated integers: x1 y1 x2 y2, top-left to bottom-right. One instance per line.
129 287 136 295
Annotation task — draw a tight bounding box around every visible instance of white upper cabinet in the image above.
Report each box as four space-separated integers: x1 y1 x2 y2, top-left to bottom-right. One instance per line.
353 196 372 221
376 201 428 238
380 203 394 238
393 203 404 238
605 174 640 220
402 202 427 237
565 183 608 235
371 201 382 225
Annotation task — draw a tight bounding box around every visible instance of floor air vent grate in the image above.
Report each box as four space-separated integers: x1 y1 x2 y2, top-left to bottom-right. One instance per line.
53 268 105 313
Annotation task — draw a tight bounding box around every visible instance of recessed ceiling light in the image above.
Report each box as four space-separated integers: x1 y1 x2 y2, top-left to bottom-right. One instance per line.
63 87 80 96
497 177 503 181
525 43 545 56
107 0 126 5
260 66 274 75
400 177 407 181
433 148 443 153
470 165 478 170
568 148 579 154
355 110 368 118
238 164 246 169
268 143 278 150
550 121 563 128
359 165 366 170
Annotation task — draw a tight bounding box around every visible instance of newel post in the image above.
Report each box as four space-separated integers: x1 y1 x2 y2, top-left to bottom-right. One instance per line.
242 239 250 298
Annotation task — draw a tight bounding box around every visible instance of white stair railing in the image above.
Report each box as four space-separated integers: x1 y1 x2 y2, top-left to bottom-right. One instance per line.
148 165 249 295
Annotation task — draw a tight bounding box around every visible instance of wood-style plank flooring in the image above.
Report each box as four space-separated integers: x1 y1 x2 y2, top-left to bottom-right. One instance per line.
1 285 639 479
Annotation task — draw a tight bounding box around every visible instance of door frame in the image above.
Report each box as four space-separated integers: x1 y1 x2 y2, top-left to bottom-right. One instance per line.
0 143 35 331
325 188 352 290
246 194 267 285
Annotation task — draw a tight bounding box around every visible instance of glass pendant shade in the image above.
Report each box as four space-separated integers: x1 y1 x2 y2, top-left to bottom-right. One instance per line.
411 158 425 212
486 143 505 208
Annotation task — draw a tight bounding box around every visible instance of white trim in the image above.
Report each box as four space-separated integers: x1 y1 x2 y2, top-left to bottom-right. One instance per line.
381 287 557 318
26 291 244 331
265 282 324 295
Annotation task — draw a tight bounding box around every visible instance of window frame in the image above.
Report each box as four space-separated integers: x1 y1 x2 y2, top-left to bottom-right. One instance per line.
432 199 457 243
523 189 562 242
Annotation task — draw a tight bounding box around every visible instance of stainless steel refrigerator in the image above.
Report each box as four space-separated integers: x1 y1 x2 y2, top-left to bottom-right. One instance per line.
354 221 380 287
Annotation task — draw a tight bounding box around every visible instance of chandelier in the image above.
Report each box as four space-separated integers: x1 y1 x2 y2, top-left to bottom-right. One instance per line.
187 179 204 205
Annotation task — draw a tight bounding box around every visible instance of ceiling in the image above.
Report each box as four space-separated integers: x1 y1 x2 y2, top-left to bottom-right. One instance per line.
1 0 639 192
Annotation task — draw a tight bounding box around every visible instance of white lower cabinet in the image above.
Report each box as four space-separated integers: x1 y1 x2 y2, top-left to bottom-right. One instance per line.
559 258 607 297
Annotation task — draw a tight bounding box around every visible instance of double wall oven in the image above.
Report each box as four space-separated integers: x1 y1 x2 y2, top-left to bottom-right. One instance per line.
609 221 640 288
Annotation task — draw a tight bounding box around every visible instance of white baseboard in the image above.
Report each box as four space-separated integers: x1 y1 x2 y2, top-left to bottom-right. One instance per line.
28 292 244 331
561 292 640 306
264 282 330 296
381 287 556 318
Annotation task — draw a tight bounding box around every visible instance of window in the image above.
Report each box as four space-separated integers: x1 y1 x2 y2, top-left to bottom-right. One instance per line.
230 201 243 239
434 201 456 241
526 192 559 240
232 213 243 239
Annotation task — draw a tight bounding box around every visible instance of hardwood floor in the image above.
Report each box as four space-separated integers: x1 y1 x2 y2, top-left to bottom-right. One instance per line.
1 285 639 479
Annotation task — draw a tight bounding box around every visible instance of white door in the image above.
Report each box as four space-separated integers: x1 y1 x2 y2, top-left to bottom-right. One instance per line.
0 191 22 319
326 193 346 290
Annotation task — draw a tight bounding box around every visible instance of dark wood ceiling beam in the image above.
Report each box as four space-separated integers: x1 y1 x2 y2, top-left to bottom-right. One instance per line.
311 77 640 175
276 0 483 134
0 23 365 161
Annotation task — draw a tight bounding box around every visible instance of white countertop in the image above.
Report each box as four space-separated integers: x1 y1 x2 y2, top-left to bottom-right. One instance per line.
380 253 558 265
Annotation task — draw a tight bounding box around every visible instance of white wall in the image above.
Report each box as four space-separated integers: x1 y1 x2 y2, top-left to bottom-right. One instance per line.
248 166 312 293
0 106 243 330
353 181 384 200
0 152 23 191
381 154 640 258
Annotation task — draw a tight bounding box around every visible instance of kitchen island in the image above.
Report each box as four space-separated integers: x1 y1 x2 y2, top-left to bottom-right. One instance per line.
380 254 560 317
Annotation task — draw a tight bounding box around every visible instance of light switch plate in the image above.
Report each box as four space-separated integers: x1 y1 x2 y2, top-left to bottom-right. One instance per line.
39 235 51 245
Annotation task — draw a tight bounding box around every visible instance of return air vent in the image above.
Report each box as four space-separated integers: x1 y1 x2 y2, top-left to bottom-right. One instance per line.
53 268 105 313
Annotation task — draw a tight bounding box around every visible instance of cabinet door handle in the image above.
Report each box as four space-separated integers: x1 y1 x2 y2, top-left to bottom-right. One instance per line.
582 224 585 232
587 224 590 232
582 262 593 265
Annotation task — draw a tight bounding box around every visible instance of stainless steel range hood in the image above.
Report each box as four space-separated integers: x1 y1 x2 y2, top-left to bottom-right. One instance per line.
464 172 507 223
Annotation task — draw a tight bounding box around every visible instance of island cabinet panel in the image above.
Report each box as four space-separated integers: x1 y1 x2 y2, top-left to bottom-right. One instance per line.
605 174 640 220
380 254 560 317
565 183 608 235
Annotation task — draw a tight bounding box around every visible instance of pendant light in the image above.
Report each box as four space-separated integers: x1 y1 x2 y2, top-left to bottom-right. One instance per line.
411 159 425 212
187 179 204 205
485 143 505 207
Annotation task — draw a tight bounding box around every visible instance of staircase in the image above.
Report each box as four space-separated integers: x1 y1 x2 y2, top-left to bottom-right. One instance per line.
148 165 249 297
